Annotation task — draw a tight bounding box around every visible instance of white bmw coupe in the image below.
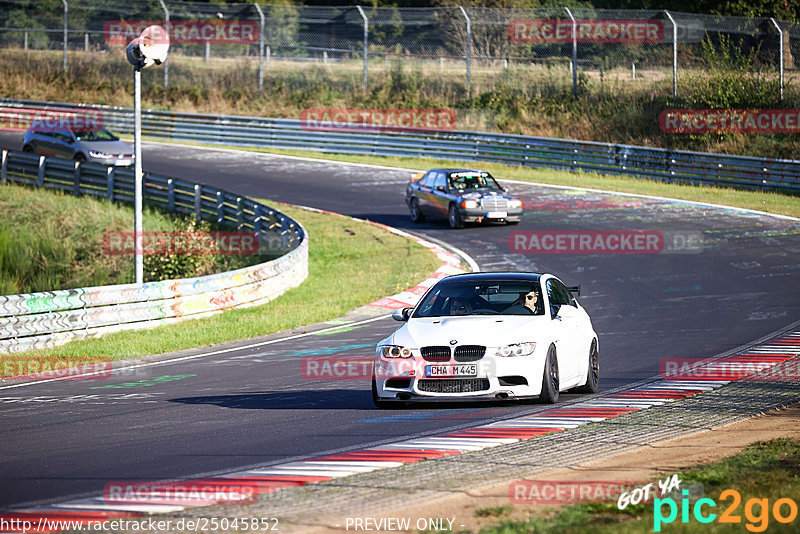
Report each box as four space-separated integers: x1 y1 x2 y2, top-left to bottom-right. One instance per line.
373 272 598 407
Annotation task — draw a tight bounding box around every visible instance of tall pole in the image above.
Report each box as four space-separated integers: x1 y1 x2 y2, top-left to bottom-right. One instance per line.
159 0 169 88
459 6 471 94
134 67 143 284
664 10 677 98
61 0 68 73
770 18 784 101
356 6 368 91
565 7 577 95
254 3 265 93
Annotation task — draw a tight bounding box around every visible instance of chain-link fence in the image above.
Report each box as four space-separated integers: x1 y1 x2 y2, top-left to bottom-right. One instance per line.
0 1 796 105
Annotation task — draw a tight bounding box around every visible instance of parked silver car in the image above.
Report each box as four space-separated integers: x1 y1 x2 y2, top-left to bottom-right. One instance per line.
22 124 134 167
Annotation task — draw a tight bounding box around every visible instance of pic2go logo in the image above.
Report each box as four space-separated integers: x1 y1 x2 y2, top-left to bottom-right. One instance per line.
654 489 798 532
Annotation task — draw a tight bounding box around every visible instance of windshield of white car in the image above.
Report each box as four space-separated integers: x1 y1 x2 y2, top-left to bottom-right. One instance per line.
413 281 544 317
448 172 502 191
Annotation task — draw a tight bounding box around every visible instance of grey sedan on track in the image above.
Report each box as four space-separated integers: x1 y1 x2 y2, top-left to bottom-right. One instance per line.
22 125 134 167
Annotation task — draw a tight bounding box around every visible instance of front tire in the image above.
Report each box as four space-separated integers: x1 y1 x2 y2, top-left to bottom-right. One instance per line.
22 145 34 153
409 198 425 223
448 204 464 229
73 153 87 162
575 340 599 393
372 376 392 409
539 345 560 404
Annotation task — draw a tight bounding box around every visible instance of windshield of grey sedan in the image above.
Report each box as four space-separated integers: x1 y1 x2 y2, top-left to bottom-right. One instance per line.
414 281 544 317
74 129 119 142
448 172 502 191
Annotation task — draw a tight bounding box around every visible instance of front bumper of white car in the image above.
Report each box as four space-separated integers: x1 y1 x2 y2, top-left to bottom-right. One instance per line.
373 346 547 402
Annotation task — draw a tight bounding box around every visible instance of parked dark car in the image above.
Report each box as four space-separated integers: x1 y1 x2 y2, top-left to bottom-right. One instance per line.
405 169 523 228
22 123 134 167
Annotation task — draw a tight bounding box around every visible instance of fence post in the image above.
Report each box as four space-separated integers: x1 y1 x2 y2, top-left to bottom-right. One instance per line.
254 2 265 93
37 156 46 187
167 178 175 212
106 167 114 201
24 31 28 51
194 184 202 221
769 18 785 101
459 6 471 94
237 197 244 228
73 161 80 196
254 204 262 234
356 6 369 91
565 7 577 95
84 33 88 52
1 150 7 185
158 0 169 88
61 0 68 73
664 10 678 98
205 41 210 63
216 191 224 224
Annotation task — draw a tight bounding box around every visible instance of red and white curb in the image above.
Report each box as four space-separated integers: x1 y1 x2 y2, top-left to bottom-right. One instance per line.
3 332 798 531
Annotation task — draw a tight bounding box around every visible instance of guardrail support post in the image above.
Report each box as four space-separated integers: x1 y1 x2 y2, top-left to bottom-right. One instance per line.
664 10 678 98
769 18 784 101
61 0 68 74
73 161 80 196
106 167 114 201
167 178 175 212
356 6 369 91
194 184 202 222
459 6 471 94
216 191 224 224
254 2 265 93
158 0 169 88
236 197 244 229
37 156 46 188
1 150 7 185
254 204 262 234
565 7 577 95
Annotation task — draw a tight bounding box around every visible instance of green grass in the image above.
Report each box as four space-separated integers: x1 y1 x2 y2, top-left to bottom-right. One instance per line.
165 143 800 220
477 438 800 533
9 202 440 361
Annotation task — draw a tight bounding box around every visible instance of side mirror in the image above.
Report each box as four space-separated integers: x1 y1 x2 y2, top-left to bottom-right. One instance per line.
436 186 446 192
391 307 411 321
502 186 509 192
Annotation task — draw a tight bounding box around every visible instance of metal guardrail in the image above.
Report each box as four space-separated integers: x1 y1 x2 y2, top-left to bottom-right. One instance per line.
0 149 308 354
2 98 798 194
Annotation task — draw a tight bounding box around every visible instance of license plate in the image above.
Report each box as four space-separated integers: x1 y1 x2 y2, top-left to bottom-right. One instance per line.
425 364 478 377
486 211 507 218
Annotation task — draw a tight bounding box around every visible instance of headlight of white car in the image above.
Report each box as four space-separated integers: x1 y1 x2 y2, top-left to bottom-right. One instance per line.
380 345 413 358
496 342 536 357
508 199 523 209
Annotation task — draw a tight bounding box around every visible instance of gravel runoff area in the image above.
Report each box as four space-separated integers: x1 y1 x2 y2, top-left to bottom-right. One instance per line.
137 327 800 533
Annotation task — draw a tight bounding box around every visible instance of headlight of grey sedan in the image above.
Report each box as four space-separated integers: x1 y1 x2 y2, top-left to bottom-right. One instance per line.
496 342 536 357
380 345 414 358
88 150 113 159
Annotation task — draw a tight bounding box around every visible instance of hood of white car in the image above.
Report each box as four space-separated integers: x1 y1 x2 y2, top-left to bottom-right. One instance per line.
389 315 548 348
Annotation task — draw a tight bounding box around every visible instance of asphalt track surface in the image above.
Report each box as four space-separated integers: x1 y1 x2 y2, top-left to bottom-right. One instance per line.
1 137 800 510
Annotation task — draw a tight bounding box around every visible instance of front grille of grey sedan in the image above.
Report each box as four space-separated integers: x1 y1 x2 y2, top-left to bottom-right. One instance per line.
453 345 486 362
418 378 490 393
421 346 451 362
481 196 508 211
